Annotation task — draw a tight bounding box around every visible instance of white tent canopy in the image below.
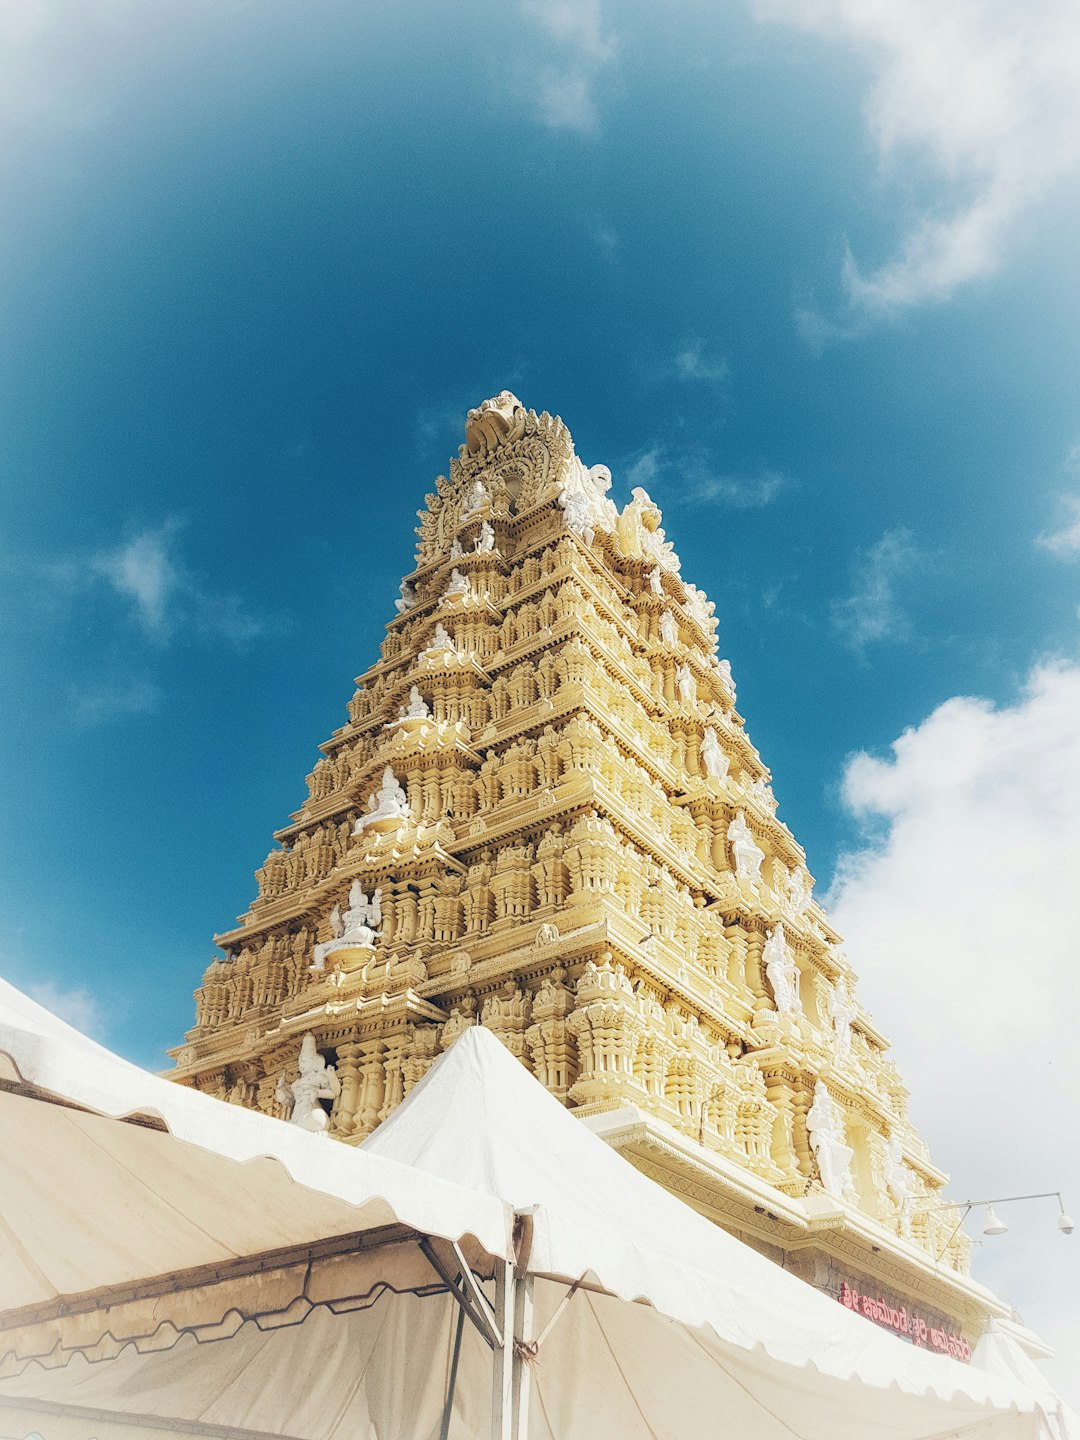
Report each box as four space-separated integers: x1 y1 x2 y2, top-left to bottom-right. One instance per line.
0 981 1072 1439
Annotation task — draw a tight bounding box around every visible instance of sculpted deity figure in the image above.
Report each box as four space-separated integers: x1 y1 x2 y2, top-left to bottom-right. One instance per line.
659 609 679 646
275 1034 340 1132
443 567 470 599
717 657 736 701
354 766 411 833
401 685 430 721
747 776 775 812
426 622 455 653
683 583 716 633
560 487 594 539
474 519 495 554
702 726 730 781
649 565 664 596
884 1131 915 1214
763 923 802 1015
827 975 857 1061
676 663 696 705
727 810 765 884
394 579 416 615
461 479 489 519
449 537 464 561
340 880 382 946
807 1083 854 1200
785 866 812 916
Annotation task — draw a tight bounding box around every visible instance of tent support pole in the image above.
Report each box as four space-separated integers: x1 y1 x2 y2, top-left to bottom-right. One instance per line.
439 1301 466 1440
511 1272 534 1440
491 1258 514 1440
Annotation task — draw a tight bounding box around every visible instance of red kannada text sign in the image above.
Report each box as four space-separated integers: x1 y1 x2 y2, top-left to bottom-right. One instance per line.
838 1281 972 1361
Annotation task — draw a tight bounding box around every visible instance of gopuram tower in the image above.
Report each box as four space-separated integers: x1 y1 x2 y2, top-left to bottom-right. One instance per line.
172 392 1013 1352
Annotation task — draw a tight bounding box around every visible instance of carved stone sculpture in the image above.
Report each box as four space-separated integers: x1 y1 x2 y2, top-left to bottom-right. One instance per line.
717 658 735 701
702 726 729 781
275 1034 340 1132
354 766 411 833
659 610 679 646
763 923 802 1015
426 622 455 654
676 664 696 705
461 479 489 519
828 975 857 1061
342 880 382 945
394 580 416 615
727 810 764 884
649 565 663 595
806 1082 854 1200
461 391 526 457
474 519 495 554
443 567 470 599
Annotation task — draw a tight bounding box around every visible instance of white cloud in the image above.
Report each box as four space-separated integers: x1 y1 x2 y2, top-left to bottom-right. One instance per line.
25 980 108 1040
622 445 787 510
673 339 730 387
756 0 1080 321
89 521 269 647
1037 444 1080 558
93 524 179 635
69 676 161 726
827 661 1080 1401
831 527 918 652
521 0 616 134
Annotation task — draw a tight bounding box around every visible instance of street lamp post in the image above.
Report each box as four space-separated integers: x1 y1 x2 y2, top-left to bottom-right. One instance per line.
914 1190 1074 1262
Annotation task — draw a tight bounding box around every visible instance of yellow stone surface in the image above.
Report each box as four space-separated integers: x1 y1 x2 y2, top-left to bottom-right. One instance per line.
171 392 1007 1344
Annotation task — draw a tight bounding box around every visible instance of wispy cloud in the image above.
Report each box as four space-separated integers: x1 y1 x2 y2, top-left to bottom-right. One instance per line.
830 527 919 652
521 0 616 134
620 444 787 510
756 0 1080 328
1037 443 1080 558
87 520 269 647
25 980 108 1040
672 339 730 387
68 677 162 726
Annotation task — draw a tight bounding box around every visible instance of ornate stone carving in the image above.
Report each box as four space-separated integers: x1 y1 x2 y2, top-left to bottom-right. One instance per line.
727 810 765 884
275 1034 340 1132
659 609 679 646
461 391 527 457
394 580 416 615
702 726 729 781
763 923 802 1016
354 766 411 834
806 1082 854 1200
474 519 495 554
827 975 857 1061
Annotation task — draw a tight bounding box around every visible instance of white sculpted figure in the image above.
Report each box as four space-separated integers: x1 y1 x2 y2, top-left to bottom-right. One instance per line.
763 923 802 1016
444 567 470 599
727 810 764 884
827 975 857 1061
275 1034 340 1133
807 1082 854 1199
683 583 717 634
426 621 455 653
394 580 416 615
402 685 430 720
717 658 735 701
461 479 489 519
354 766 411 833
559 487 594 539
659 609 679 646
474 519 495 554
649 565 663 596
884 1131 915 1213
785 866 812 916
747 776 775 812
449 537 463 561
676 664 696 705
342 880 382 946
702 726 729 781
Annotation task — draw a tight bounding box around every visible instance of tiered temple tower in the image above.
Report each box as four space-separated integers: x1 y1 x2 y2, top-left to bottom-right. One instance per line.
171 392 1008 1352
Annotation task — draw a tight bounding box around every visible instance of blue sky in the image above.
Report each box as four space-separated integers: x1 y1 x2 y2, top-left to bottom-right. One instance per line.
2 0 1079 1394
